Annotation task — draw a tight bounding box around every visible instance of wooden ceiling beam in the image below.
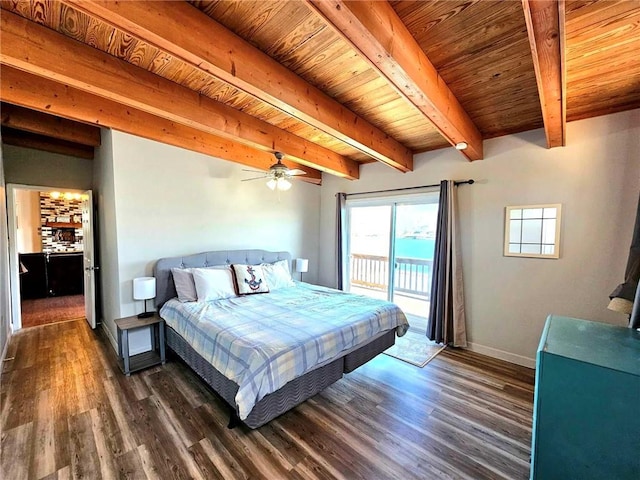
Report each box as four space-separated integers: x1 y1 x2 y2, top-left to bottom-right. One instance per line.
1 102 101 147
308 0 483 162
0 66 322 185
1 127 94 159
61 0 412 173
0 10 355 180
522 0 566 148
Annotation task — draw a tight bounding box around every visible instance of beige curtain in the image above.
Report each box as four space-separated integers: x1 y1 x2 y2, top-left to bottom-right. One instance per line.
427 180 467 347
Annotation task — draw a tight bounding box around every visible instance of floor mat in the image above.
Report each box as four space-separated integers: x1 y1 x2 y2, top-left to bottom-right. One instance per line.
384 330 446 367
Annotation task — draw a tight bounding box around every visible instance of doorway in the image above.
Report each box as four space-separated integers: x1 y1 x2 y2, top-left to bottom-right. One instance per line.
345 193 439 335
7 184 97 331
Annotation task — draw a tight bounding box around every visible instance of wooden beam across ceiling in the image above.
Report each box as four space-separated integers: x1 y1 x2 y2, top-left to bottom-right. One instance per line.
60 0 413 173
1 127 94 159
308 0 483 162
522 0 566 148
0 10 355 180
1 102 101 147
0 66 322 185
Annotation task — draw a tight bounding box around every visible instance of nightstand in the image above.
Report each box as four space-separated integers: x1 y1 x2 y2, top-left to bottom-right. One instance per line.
115 313 166 376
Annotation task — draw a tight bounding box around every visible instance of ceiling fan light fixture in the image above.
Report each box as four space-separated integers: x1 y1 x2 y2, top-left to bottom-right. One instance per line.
244 152 305 191
278 178 292 191
266 177 292 191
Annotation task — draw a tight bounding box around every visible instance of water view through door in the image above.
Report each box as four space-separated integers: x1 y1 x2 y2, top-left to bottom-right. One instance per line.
346 195 439 334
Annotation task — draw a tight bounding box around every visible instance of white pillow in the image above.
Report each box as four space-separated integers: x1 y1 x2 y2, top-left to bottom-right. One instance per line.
192 267 237 302
172 265 230 302
261 259 295 290
232 264 270 295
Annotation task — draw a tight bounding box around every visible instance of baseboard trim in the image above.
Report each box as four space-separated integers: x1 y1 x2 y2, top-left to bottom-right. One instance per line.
0 327 12 378
465 342 536 369
101 320 118 353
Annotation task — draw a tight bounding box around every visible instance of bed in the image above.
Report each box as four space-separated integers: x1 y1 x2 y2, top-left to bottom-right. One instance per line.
154 249 408 428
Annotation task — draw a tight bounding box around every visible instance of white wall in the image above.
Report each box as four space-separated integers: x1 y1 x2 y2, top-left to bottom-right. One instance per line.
319 110 640 367
93 129 120 345
99 130 321 350
0 141 13 364
15 189 41 253
3 145 93 189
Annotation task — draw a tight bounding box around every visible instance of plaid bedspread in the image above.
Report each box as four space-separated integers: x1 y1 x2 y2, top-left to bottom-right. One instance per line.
159 283 409 420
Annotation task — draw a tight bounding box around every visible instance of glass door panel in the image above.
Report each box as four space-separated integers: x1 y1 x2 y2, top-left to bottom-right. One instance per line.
347 205 391 301
392 203 439 334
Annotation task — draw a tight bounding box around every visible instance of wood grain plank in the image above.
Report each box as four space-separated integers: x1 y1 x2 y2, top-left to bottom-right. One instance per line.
68 410 101 479
564 0 640 121
31 389 57 479
52 382 71 471
113 447 148 480
143 369 211 448
89 408 118 480
102 378 139 453
1 422 33 480
188 439 228 480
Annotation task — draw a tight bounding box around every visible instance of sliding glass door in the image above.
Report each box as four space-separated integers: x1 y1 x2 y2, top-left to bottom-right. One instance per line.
348 205 393 301
345 193 439 334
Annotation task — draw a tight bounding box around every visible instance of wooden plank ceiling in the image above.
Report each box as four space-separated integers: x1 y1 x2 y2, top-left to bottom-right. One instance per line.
1 1 638 183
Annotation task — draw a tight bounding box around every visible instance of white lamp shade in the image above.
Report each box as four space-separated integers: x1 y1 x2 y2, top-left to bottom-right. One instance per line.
295 258 309 273
133 277 156 300
277 178 292 191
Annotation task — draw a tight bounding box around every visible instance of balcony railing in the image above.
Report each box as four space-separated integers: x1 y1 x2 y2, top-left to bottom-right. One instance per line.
350 253 433 298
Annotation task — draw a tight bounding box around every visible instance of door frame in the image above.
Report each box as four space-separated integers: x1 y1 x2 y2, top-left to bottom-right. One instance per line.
7 183 96 331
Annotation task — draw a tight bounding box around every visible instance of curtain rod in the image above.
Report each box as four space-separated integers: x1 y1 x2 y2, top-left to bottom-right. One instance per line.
342 179 474 198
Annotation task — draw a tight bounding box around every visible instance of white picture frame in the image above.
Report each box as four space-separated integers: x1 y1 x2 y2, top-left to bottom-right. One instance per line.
504 204 562 259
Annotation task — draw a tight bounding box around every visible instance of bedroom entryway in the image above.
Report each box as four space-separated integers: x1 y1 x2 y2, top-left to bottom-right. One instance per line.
7 184 97 331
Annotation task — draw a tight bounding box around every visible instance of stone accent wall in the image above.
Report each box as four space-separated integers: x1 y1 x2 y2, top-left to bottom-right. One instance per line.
40 193 84 252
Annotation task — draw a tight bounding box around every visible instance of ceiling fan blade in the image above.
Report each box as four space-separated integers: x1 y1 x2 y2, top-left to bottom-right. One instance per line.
241 176 268 182
242 169 267 174
287 169 307 176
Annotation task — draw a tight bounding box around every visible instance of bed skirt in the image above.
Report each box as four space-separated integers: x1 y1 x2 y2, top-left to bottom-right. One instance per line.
166 325 395 428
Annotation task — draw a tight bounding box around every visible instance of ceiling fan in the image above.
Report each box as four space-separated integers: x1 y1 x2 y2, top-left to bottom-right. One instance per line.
242 151 306 191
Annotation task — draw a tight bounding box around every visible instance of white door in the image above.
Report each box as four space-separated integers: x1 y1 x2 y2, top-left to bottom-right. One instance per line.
82 191 97 329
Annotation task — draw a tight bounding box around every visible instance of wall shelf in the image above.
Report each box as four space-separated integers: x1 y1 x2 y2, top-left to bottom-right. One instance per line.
44 222 82 228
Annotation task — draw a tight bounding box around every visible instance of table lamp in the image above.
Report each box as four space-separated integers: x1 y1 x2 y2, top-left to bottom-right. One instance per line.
133 276 156 318
295 258 309 281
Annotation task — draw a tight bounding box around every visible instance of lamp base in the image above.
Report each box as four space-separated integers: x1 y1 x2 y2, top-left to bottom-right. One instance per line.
137 311 154 319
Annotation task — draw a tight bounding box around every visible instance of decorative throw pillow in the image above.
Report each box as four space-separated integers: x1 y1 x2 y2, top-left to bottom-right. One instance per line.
192 267 237 302
172 268 197 302
232 264 270 295
261 259 295 290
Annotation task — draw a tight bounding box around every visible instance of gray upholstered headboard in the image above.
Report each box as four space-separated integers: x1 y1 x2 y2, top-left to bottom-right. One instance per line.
153 249 291 308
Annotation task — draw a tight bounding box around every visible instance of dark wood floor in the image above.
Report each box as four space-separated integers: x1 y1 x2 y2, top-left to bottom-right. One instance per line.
1 319 535 479
21 294 85 328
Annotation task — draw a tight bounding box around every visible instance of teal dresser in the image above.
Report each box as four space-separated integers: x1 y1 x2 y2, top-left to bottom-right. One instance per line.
530 315 640 479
